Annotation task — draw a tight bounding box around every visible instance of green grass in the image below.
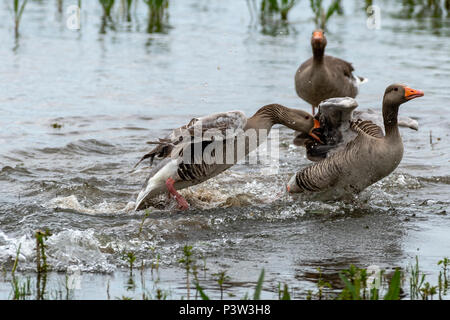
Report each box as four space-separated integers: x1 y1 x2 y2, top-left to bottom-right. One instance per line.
6 234 450 300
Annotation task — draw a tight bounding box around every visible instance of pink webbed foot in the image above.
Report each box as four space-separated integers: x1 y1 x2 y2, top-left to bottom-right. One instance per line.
166 178 189 211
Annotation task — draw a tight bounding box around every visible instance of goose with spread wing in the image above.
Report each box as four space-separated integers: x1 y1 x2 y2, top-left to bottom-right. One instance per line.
293 96 420 162
287 84 424 198
134 104 320 211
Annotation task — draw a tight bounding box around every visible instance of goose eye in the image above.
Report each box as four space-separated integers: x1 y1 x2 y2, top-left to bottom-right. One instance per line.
305 116 310 120
394 88 398 92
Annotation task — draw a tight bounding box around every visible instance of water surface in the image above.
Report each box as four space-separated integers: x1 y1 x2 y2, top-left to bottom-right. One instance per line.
0 0 449 299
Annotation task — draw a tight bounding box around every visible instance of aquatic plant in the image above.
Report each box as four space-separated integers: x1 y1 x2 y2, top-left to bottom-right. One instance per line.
383 269 402 300
10 244 32 300
253 269 265 300
137 210 150 238
409 256 426 300
260 0 301 21
310 0 343 30
11 0 28 38
99 0 116 17
400 0 450 18
315 267 332 300
338 265 365 300
420 281 438 300
337 264 402 300
35 229 51 300
212 270 231 300
120 0 133 21
278 283 291 300
195 282 210 300
143 0 169 33
11 244 21 277
247 0 300 35
122 251 137 272
178 245 194 299
51 123 62 129
99 0 116 33
438 257 449 298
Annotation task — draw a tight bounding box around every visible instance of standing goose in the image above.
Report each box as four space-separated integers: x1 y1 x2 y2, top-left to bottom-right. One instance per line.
295 29 367 115
287 84 424 198
294 97 420 161
134 104 320 211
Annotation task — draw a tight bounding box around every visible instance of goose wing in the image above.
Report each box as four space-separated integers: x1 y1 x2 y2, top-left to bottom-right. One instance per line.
290 132 368 193
326 56 355 79
350 119 384 139
135 111 247 168
326 56 367 89
354 109 419 131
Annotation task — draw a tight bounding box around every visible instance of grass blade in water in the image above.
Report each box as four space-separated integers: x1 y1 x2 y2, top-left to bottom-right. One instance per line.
384 269 402 300
253 269 265 300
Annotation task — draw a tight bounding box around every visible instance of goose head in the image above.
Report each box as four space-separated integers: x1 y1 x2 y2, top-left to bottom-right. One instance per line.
280 108 322 142
252 104 321 142
383 84 424 107
311 29 327 57
382 84 424 133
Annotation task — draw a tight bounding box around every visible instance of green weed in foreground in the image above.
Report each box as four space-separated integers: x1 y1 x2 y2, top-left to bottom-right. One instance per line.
178 245 194 300
212 270 231 300
6 232 450 300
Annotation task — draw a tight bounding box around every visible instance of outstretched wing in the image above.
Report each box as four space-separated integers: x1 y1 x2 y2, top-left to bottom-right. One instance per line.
134 111 247 168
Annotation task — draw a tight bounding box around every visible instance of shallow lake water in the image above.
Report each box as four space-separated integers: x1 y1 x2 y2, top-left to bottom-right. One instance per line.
0 0 449 299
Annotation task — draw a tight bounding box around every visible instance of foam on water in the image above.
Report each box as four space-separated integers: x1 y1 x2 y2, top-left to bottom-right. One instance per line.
0 228 115 273
46 195 134 215
46 229 115 273
0 231 35 264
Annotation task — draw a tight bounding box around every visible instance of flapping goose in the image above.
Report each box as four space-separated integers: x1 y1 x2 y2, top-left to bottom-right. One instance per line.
293 98 420 161
295 29 367 115
287 84 424 198
134 104 320 211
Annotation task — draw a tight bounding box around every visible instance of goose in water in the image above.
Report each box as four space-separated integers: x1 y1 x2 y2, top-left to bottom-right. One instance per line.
134 104 320 211
295 29 367 115
287 84 424 199
293 97 420 161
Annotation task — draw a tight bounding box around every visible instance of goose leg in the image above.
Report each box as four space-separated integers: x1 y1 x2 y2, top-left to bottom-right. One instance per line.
166 178 189 210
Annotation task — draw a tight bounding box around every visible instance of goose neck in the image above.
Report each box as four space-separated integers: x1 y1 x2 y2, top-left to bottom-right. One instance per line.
382 101 401 139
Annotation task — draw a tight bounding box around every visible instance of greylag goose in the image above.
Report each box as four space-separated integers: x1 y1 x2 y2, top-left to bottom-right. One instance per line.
287 84 424 198
134 104 320 211
293 98 420 161
295 29 367 115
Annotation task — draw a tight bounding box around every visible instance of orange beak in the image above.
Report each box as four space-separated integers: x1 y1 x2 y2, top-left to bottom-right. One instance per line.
309 119 323 143
404 87 424 100
312 30 323 41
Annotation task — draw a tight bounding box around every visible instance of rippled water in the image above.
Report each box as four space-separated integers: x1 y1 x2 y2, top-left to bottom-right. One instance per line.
0 0 449 299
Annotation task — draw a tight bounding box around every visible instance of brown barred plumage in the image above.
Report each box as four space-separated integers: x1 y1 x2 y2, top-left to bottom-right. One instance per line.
350 119 384 138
